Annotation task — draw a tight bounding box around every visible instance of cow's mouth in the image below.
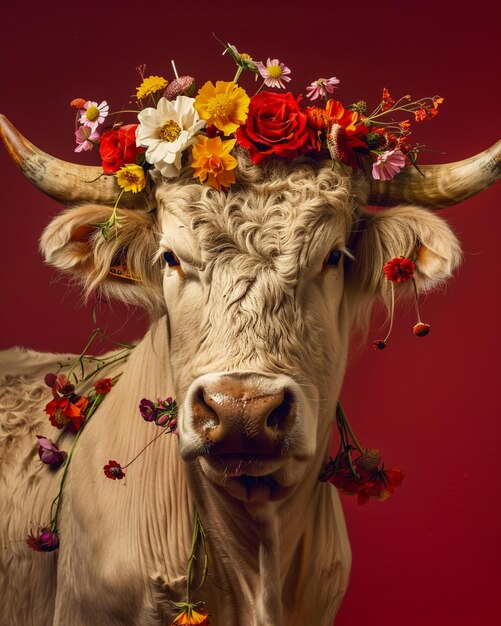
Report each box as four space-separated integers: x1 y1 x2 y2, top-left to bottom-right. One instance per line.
199 454 292 504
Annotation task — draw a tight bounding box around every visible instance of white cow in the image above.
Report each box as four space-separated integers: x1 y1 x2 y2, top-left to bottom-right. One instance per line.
0 115 499 625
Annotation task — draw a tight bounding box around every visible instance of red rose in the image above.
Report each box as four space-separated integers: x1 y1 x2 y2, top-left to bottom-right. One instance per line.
99 124 145 174
236 91 314 164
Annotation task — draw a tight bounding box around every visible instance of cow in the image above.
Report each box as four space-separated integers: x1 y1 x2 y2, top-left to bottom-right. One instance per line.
0 113 499 626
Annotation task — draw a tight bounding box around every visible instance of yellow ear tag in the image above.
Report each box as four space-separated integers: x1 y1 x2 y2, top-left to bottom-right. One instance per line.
108 262 141 282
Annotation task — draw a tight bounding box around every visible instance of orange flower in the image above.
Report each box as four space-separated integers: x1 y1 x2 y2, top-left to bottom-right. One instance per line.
325 99 359 132
172 606 210 625
191 136 238 191
399 119 411 132
432 96 444 109
44 395 89 430
70 98 86 109
381 87 395 112
414 107 427 122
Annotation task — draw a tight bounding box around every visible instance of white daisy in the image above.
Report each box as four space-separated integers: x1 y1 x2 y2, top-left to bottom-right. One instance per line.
136 96 205 178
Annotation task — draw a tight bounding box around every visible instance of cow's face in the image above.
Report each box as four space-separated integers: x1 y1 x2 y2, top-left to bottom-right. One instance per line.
39 158 462 506
156 161 359 504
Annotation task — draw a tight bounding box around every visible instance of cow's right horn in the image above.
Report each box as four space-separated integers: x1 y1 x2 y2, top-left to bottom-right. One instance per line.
0 114 149 209
368 141 501 209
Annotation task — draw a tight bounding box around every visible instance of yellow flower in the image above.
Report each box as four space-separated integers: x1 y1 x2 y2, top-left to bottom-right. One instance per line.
115 164 146 193
191 136 238 191
136 75 168 100
194 81 249 135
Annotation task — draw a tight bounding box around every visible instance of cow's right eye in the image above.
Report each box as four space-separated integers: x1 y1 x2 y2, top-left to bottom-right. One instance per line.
163 251 180 267
325 249 342 266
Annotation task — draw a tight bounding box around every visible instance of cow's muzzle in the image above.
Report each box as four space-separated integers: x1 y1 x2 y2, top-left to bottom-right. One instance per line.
181 373 311 503
191 375 296 455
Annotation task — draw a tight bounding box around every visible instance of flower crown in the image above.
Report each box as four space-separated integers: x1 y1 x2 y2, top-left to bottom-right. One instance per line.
71 39 443 198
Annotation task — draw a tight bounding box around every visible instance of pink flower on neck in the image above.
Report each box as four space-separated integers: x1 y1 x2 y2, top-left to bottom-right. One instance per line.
372 149 406 181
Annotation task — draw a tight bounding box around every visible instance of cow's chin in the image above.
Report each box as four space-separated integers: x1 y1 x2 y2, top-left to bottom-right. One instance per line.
198 454 302 507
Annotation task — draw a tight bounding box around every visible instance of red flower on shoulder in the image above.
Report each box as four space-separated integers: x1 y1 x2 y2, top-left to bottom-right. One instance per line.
94 378 113 395
44 395 88 430
103 460 125 480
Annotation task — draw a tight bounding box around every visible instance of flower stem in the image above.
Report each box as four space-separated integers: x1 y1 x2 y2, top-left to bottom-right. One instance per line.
337 401 364 453
121 429 168 469
233 66 243 84
186 509 206 601
49 393 105 528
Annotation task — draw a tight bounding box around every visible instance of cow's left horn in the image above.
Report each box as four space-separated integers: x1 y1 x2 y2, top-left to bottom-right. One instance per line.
0 114 148 209
368 141 501 208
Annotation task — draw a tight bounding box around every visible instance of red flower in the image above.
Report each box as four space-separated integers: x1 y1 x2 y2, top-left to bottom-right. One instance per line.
44 395 88 430
45 372 74 396
321 448 404 504
94 378 113 395
356 467 404 504
99 124 145 174
26 527 59 552
383 256 416 283
236 91 314 164
103 460 125 480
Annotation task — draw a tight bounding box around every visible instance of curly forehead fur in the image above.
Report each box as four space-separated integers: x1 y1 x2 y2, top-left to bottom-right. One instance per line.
156 152 368 271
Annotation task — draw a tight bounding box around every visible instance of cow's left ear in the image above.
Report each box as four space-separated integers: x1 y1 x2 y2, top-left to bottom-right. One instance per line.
349 205 462 294
40 203 163 308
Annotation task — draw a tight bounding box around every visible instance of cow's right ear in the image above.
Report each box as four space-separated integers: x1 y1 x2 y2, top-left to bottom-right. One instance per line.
349 205 462 296
39 204 163 308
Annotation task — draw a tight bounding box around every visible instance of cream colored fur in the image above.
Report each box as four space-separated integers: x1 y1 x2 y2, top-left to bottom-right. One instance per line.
0 156 461 625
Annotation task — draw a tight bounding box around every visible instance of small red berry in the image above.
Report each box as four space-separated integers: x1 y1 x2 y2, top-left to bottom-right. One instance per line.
413 322 430 337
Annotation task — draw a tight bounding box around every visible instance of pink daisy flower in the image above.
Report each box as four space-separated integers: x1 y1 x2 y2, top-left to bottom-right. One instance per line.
372 149 406 181
79 100 109 130
74 125 100 152
306 77 340 101
257 58 291 89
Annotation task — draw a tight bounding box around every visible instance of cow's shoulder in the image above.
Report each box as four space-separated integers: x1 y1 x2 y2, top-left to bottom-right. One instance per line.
0 347 75 380
0 348 75 452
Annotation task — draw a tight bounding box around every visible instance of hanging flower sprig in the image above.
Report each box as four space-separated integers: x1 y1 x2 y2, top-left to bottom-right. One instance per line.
103 396 178 480
170 510 210 625
26 321 134 553
373 254 430 350
103 398 210 623
320 402 404 504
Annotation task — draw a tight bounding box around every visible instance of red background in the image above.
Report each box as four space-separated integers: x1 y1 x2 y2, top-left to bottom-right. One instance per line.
0 1 499 624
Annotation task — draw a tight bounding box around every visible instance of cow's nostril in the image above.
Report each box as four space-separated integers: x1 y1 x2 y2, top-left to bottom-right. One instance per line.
192 388 220 433
266 391 294 433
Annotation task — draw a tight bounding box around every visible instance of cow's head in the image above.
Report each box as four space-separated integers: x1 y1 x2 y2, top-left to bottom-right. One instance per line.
2 115 498 506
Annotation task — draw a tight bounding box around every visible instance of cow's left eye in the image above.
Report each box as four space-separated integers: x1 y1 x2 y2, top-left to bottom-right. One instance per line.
163 250 180 267
325 250 342 266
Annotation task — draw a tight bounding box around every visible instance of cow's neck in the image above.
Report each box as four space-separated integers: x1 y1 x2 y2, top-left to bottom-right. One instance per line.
185 423 347 625
74 318 349 625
